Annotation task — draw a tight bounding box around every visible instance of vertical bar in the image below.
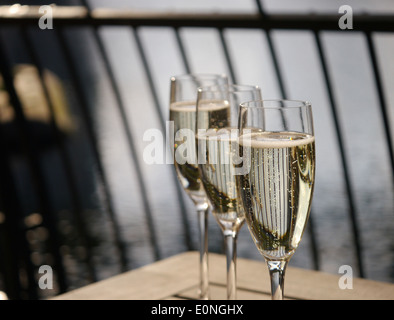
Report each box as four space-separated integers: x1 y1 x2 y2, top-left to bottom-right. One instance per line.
218 28 237 84
55 27 129 271
174 27 192 74
133 26 193 251
314 30 364 277
265 30 288 99
0 38 68 293
255 1 288 99
365 32 394 177
21 27 97 283
306 207 320 270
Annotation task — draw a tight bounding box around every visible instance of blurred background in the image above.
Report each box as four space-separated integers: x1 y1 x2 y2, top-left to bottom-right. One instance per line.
0 0 393 299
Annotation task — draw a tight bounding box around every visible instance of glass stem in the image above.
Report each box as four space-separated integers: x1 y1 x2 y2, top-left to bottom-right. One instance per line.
224 231 237 300
197 208 209 300
267 260 288 300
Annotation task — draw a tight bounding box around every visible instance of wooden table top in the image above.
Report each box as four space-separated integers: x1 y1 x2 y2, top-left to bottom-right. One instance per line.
53 251 394 300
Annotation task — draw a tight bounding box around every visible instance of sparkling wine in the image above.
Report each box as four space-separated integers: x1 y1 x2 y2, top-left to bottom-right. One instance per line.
238 131 315 260
197 127 245 232
170 100 229 202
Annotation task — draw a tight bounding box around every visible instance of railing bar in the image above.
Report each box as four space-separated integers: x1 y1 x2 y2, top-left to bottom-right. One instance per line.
218 28 237 84
265 31 287 99
0 38 68 293
55 27 129 271
254 0 265 16
174 27 191 74
254 0 287 99
0 131 38 299
1 8 394 32
133 26 193 251
365 32 394 177
306 208 320 270
314 30 365 277
255 0 320 271
21 26 97 283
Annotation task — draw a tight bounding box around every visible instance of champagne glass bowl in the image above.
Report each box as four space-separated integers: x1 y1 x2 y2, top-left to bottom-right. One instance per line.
237 100 316 300
196 84 262 300
169 74 228 299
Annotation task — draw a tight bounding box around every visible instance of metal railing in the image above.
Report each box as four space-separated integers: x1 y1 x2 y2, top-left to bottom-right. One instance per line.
0 2 392 299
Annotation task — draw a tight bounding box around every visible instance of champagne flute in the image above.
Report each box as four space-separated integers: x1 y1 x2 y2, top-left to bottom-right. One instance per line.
237 100 316 300
169 74 228 300
196 84 262 300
